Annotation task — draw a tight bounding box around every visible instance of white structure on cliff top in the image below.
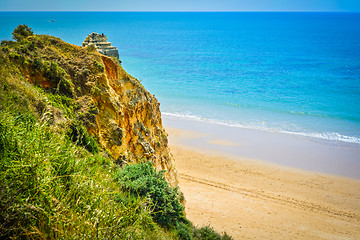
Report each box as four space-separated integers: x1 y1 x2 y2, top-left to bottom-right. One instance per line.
82 32 120 60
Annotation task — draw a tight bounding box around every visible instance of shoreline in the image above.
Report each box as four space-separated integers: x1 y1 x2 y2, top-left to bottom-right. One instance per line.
163 114 360 180
163 118 360 239
162 112 360 146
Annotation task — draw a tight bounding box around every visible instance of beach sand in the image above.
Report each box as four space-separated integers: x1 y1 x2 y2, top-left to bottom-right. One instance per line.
164 123 360 239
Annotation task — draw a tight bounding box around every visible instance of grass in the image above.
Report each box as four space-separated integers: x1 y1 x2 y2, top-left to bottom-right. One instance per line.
0 109 174 239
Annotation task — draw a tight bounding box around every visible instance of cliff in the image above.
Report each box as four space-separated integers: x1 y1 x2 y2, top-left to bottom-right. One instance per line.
0 26 233 239
0 32 178 186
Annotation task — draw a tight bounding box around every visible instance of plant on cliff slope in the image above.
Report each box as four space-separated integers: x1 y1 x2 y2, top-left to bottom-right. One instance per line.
67 120 99 153
115 162 188 229
115 162 233 240
12 24 34 41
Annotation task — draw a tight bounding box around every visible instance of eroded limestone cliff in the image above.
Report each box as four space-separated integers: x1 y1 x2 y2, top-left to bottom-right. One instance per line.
1 34 178 186
93 55 178 186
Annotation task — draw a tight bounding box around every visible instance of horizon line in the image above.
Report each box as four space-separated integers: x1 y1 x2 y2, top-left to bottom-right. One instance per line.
1 10 359 13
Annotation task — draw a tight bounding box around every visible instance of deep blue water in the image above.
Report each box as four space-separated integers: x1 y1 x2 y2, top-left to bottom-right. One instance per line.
1 12 360 144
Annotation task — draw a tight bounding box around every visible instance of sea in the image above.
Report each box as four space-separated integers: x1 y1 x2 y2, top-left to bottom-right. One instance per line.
1 12 360 145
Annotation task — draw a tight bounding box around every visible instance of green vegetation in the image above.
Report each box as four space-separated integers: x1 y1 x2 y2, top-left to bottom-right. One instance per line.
0 25 233 239
115 162 188 228
115 162 233 240
67 120 99 153
12 24 34 41
0 110 171 239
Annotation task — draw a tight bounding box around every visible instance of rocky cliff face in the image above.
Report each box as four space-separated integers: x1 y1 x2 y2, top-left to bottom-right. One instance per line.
1 34 178 186
93 55 178 186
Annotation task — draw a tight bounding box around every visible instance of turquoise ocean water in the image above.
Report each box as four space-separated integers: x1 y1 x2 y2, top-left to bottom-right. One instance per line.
1 12 360 144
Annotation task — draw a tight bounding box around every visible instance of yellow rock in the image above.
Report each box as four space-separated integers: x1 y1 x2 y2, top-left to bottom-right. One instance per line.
92 55 178 186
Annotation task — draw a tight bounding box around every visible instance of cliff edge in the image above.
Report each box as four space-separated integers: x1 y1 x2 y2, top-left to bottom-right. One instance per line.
0 31 178 186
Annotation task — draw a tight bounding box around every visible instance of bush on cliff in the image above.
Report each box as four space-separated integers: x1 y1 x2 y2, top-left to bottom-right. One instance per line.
115 162 233 240
12 24 34 41
115 161 188 229
67 120 99 153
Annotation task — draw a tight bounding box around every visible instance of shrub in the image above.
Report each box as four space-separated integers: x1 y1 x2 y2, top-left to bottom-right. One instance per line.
46 93 73 115
94 60 105 73
1 40 14 46
41 61 74 97
86 44 96 52
193 226 222 240
8 51 25 64
32 58 42 70
12 24 34 41
56 77 73 97
67 120 99 153
115 162 188 229
192 226 233 240
176 222 192 240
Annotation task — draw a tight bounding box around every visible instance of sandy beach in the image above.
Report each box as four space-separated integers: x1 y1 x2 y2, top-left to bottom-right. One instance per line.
164 118 360 239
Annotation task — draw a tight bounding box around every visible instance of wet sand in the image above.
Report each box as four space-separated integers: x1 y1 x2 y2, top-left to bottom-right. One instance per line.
163 115 360 179
164 117 360 239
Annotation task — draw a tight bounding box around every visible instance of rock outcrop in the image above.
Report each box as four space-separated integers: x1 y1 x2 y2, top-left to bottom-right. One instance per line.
82 32 120 60
3 34 178 187
92 54 178 186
